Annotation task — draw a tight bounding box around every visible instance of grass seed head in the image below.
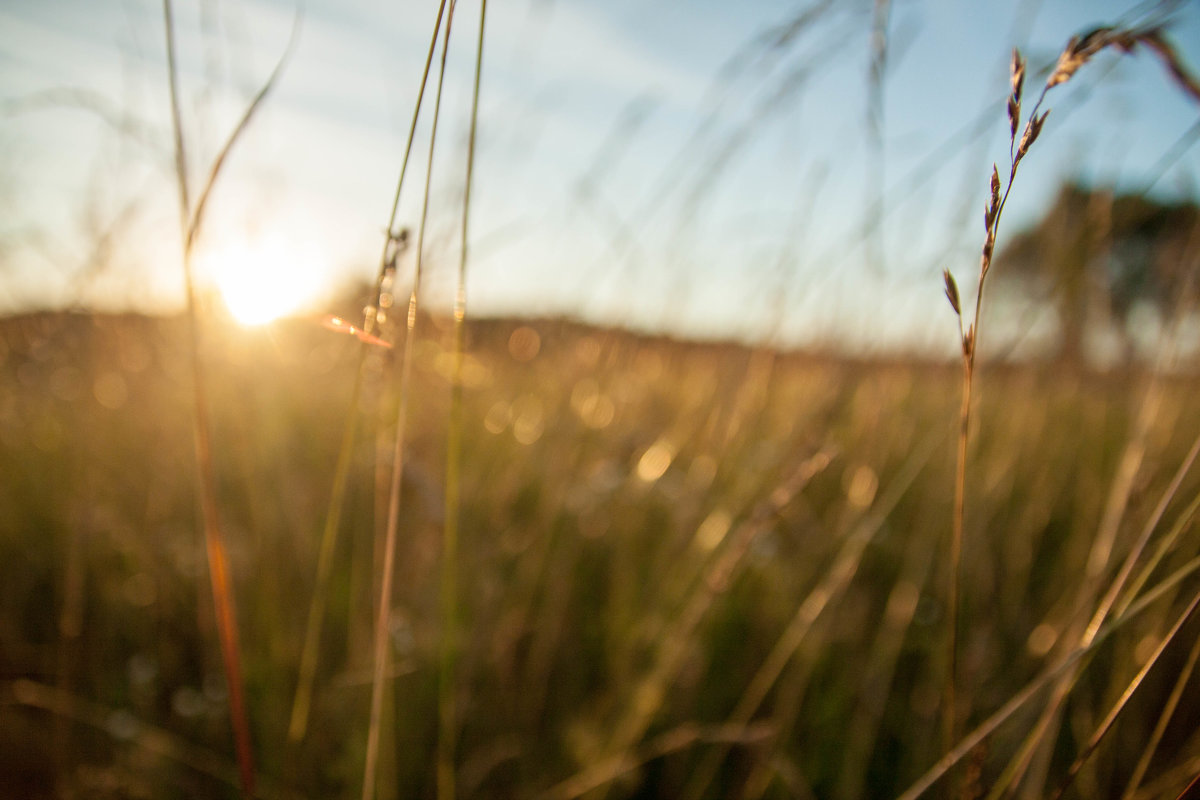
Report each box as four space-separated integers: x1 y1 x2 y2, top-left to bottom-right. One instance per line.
1139 29 1200 104
1048 34 1093 88
1010 48 1025 99
981 230 996 279
943 269 961 316
1047 26 1134 89
1017 110 1049 158
1008 49 1025 138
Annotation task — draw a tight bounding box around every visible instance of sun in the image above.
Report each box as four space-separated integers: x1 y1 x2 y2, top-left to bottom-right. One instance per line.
198 231 331 326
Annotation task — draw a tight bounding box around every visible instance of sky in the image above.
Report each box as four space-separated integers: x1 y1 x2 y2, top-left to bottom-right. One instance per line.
2 0 1199 354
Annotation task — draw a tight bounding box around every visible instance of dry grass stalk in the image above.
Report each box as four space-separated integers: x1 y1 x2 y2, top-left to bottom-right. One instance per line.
938 22 1193 755
896 552 1200 800
592 448 835 796
160 1 298 793
1122 610 1200 797
971 27 1200 799
684 432 940 800
942 44 1038 759
288 0 448 745
438 3 488 798
981 387 1186 800
362 3 457 798
1047 586 1200 800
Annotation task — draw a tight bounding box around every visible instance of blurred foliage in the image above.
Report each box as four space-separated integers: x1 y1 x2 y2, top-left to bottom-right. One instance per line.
997 182 1200 364
2 308 1200 798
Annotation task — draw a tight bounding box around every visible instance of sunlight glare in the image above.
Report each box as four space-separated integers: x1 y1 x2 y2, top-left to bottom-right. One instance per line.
200 232 330 326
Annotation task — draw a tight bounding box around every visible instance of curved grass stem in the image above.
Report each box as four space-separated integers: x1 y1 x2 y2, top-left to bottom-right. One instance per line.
160 0 298 793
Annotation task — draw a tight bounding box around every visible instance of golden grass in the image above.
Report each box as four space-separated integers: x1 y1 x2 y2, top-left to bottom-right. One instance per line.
5 6 1200 800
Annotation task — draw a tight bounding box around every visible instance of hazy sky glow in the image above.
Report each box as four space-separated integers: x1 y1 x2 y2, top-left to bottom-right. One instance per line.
2 0 1199 352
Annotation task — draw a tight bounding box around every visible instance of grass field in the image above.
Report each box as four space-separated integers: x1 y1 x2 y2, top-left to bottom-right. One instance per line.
3 306 1200 799
4 3 1200 798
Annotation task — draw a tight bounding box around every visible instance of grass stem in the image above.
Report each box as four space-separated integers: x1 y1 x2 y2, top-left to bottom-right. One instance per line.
438 2 487 799
289 0 448 745
160 0 295 791
362 4 457 798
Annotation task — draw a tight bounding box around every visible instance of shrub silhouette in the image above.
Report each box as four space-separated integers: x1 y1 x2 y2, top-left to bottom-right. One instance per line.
998 182 1200 364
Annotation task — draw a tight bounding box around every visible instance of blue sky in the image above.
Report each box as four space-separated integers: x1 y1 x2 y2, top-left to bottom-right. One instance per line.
2 0 1199 352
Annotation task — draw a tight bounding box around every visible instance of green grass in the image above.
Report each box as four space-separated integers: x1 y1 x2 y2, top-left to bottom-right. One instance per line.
3 308 1200 798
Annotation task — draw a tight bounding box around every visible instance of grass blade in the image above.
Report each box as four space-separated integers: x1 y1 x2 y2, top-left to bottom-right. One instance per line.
185 12 301 252
160 0 298 792
685 431 940 800
439 2 487 798
1121 622 1200 799
363 4 457 798
1048 587 1200 800
288 0 449 745
896 553 1200 800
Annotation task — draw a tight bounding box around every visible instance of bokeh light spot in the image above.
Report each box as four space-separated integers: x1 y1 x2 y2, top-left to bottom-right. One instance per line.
508 326 541 361
512 395 545 445
694 508 732 551
845 464 879 508
636 439 674 482
93 372 128 410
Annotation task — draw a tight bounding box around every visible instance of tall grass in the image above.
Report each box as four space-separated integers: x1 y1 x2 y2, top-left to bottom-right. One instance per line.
363 1 463 797
160 0 299 793
288 0 449 750
5 4 1200 800
941 23 1200 798
5 311 1200 797
439 3 488 798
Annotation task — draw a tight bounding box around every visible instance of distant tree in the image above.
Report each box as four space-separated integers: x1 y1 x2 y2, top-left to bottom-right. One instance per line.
996 182 1200 365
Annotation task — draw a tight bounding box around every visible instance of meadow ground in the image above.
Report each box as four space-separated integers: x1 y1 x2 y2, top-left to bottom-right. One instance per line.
3 308 1200 799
